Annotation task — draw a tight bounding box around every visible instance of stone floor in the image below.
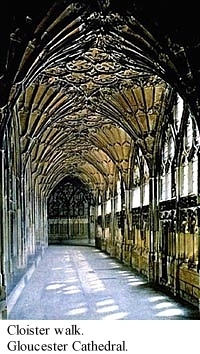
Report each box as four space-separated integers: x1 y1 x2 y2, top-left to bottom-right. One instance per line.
8 245 200 320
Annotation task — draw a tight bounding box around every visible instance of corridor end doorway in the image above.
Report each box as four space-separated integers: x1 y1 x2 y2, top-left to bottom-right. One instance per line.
47 177 95 245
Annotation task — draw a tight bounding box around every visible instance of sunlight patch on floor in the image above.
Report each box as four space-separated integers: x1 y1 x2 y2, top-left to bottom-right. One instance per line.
63 282 80 293
153 302 175 310
126 278 139 282
99 253 110 258
46 283 66 290
129 280 146 286
96 305 119 314
96 299 115 307
63 289 81 294
124 275 138 280
108 262 121 268
156 308 184 317
148 295 167 302
66 307 88 316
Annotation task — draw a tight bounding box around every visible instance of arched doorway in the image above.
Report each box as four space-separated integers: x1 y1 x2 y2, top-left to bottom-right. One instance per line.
47 177 95 245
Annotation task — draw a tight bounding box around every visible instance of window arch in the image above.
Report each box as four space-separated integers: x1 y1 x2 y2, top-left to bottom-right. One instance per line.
132 155 141 208
160 127 175 201
180 114 199 196
142 158 149 206
115 176 122 212
174 93 183 133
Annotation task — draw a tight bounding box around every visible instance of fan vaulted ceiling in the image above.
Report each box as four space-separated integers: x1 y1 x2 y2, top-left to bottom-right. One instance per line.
1 0 200 194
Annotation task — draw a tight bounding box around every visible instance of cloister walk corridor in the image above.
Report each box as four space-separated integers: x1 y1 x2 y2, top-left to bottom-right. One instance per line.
8 245 200 320
1 1 200 320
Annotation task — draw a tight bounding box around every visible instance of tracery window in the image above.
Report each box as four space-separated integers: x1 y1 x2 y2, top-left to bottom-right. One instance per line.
179 113 199 268
132 157 140 208
174 93 183 133
180 114 199 196
97 194 102 216
142 158 149 206
115 178 121 212
105 188 111 214
160 128 175 201
47 177 90 242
